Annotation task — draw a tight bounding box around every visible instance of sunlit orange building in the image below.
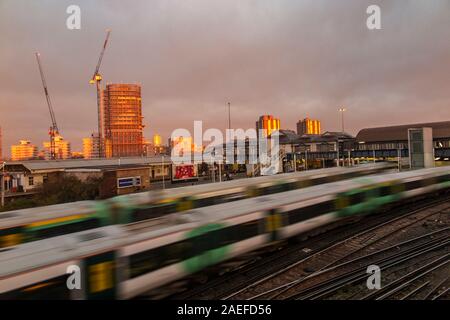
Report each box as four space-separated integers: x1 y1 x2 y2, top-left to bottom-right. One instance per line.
103 84 144 158
43 135 71 160
256 115 280 137
153 134 162 147
297 118 321 135
11 140 38 161
82 133 102 159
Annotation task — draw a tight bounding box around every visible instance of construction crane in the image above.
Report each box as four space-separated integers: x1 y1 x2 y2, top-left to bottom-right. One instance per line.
35 52 59 160
90 29 111 158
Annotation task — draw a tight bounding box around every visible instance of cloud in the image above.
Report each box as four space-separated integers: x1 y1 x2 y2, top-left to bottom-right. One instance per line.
1 0 450 155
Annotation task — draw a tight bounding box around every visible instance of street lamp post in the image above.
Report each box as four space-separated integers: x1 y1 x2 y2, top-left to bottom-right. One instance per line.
338 107 346 133
161 155 165 190
225 102 231 180
1 162 5 208
305 149 308 171
336 139 340 167
227 102 231 132
293 152 297 172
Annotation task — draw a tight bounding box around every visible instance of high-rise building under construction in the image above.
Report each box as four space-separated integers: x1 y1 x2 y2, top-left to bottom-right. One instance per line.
103 84 144 157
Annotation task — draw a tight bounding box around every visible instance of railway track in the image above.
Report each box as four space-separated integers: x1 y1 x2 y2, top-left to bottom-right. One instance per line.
276 230 449 300
223 200 450 300
163 194 450 300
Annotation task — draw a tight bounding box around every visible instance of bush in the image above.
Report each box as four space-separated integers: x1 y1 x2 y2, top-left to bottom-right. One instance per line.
38 175 102 203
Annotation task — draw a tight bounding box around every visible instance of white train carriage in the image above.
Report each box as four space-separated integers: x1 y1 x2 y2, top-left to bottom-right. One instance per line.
0 163 395 248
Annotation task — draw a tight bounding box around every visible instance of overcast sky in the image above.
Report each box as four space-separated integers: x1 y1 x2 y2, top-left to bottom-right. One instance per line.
1 0 450 155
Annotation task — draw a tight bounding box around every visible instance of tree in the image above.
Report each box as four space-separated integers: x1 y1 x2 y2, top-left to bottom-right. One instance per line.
0 175 103 212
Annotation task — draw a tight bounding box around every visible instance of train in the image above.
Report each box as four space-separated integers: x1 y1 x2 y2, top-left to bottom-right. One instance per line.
0 163 395 249
1 166 449 299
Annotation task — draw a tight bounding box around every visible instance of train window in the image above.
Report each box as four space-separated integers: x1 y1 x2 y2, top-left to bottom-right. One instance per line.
131 203 176 222
310 177 330 185
28 218 101 241
438 174 450 183
195 197 217 208
163 241 192 265
261 184 287 195
0 275 71 300
288 200 334 225
348 191 366 204
404 180 423 191
129 221 261 279
327 174 345 183
129 240 192 278
213 192 247 205
379 186 391 197
284 182 298 191
190 233 211 255
296 180 312 189
188 222 260 257
344 173 358 180
129 246 164 278
207 220 259 246
421 177 438 187
232 220 260 241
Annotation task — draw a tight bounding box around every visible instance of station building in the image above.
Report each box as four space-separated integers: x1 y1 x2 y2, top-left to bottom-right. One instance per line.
2 156 171 201
278 121 450 170
354 121 450 159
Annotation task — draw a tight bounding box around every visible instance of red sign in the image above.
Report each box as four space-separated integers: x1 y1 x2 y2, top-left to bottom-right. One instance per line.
172 164 198 181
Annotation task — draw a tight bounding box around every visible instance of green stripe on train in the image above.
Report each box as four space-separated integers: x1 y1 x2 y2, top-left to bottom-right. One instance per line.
336 194 402 217
182 223 230 274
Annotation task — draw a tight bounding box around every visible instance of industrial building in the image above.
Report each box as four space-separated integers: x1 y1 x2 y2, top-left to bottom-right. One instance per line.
103 83 144 158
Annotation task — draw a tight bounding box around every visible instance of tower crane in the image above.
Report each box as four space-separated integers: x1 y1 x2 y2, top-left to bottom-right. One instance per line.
90 29 111 158
35 52 59 160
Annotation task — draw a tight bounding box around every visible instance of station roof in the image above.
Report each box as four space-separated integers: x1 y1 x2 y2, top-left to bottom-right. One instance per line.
356 121 450 143
4 156 171 173
278 130 354 145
